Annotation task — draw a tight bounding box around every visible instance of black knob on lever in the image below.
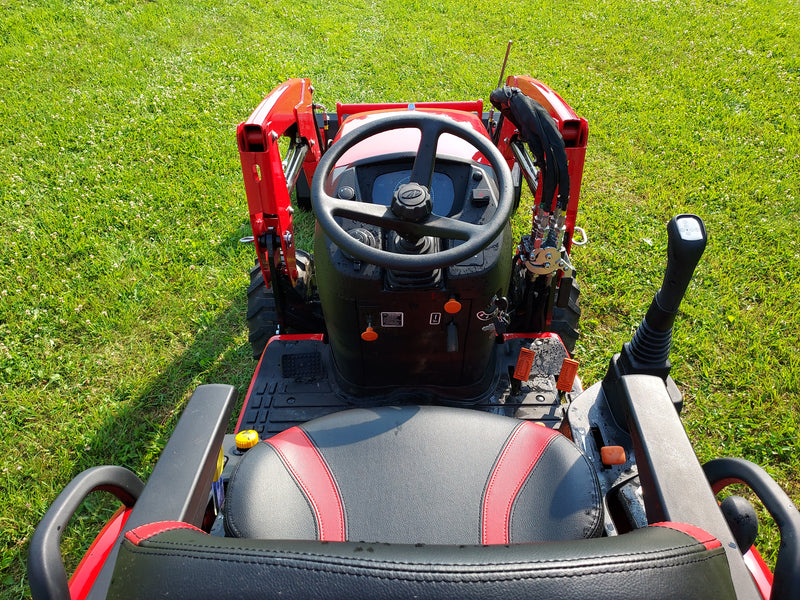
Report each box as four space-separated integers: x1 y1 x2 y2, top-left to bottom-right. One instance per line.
625 215 707 371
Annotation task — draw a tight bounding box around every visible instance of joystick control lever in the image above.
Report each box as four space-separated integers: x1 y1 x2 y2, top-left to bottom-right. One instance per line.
626 214 707 371
602 215 707 416
654 215 708 316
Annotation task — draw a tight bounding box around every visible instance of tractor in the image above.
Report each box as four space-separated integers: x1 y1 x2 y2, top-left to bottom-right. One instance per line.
29 74 799 600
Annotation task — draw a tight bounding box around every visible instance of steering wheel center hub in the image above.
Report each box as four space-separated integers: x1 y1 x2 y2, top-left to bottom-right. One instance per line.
391 182 433 222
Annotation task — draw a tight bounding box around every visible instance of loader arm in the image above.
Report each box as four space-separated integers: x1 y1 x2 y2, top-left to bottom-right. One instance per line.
237 78 322 285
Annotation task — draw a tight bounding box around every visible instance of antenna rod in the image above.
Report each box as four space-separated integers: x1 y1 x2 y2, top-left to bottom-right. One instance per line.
489 40 513 139
496 40 513 89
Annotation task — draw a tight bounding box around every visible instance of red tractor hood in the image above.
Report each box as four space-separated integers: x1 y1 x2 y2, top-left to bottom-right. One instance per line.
332 108 491 167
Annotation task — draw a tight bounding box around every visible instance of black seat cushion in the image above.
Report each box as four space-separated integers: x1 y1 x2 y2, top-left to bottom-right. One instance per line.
224 405 603 544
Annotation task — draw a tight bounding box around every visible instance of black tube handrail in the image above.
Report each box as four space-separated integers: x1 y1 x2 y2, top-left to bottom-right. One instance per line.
704 457 800 600
28 465 144 600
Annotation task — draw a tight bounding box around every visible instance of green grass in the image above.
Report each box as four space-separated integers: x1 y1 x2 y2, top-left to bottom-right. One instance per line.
1 0 798 597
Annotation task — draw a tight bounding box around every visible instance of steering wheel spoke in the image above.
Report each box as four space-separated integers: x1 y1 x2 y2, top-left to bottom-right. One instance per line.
409 121 444 188
411 214 480 241
327 194 478 241
327 195 394 224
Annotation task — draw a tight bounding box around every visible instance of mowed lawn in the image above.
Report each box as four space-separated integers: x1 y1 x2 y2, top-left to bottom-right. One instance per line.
1 0 798 597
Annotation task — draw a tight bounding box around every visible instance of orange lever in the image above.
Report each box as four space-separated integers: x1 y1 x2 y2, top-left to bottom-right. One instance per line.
361 326 378 342
601 446 627 466
513 347 535 381
444 298 462 314
556 357 579 393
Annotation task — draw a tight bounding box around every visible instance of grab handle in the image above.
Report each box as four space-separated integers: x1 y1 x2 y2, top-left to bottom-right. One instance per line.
28 465 144 600
704 457 800 600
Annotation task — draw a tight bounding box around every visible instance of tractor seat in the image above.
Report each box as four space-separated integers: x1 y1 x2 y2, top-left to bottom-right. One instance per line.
224 405 603 544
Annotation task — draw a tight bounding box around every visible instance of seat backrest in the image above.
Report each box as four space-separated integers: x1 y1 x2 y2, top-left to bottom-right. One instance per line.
110 521 737 600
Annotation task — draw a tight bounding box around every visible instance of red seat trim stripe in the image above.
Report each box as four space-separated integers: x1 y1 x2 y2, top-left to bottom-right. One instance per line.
125 522 204 546
266 427 346 541
651 522 722 550
482 422 559 544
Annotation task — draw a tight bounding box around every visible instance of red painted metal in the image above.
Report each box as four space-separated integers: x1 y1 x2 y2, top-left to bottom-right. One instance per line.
337 100 483 124
743 546 773 600
68 506 132 600
332 108 493 167
237 79 322 286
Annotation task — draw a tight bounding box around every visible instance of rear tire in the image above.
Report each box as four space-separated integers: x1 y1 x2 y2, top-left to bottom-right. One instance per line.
550 279 581 356
247 264 277 359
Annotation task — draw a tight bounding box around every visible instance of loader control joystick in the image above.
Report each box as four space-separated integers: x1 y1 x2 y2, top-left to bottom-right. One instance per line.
625 214 707 371
602 214 707 415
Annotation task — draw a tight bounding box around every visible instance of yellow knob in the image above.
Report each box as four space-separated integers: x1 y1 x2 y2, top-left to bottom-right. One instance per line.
235 429 259 452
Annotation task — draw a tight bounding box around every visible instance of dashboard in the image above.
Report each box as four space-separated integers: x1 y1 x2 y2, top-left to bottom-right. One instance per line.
371 169 455 215
355 159 473 217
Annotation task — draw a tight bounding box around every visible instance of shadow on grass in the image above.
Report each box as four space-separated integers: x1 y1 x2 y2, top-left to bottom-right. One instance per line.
47 292 259 580
20 231 267 599
77 292 256 487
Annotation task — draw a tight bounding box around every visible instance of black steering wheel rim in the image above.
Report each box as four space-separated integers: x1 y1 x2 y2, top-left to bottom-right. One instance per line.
311 111 514 272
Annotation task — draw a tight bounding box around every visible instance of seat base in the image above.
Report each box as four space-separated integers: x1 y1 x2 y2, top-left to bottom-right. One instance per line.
224 405 603 545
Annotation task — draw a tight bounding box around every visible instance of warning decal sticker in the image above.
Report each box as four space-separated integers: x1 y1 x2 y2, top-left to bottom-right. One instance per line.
380 312 404 327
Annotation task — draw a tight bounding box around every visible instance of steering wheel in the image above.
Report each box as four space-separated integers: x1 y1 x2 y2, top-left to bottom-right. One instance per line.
311 111 514 272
